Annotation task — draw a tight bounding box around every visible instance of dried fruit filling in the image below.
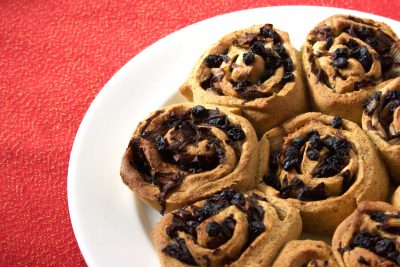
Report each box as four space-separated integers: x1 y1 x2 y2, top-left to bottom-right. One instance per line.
364 89 400 141
308 16 396 91
263 119 355 201
345 212 400 265
200 24 295 100
128 106 246 214
162 189 266 265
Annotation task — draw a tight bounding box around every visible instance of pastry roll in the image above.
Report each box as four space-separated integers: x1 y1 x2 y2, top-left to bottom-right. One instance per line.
180 24 307 136
272 240 339 267
302 14 399 124
120 104 258 214
332 201 400 267
257 112 389 235
151 189 302 267
362 77 400 183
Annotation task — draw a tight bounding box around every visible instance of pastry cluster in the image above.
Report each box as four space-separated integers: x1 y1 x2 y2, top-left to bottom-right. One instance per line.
120 14 400 266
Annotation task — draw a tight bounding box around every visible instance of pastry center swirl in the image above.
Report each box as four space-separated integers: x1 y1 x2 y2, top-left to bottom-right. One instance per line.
365 89 400 143
307 16 396 93
128 106 246 214
162 189 267 266
263 119 357 201
200 24 295 100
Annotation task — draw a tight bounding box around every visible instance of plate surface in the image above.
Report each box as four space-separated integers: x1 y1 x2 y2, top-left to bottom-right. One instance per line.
67 6 400 267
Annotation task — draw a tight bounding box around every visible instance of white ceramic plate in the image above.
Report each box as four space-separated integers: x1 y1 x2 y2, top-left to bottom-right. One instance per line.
68 6 400 267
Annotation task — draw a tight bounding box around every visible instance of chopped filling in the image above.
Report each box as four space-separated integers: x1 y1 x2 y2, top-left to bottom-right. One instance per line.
364 89 400 141
128 106 245 214
349 232 400 264
200 24 295 100
262 120 355 201
162 189 267 265
308 15 396 92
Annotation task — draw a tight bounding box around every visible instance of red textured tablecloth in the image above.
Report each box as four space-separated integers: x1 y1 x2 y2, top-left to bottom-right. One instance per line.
1 0 399 265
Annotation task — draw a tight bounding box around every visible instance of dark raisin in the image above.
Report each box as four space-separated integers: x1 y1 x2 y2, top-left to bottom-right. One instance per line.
385 90 399 101
206 221 221 237
310 135 323 150
283 58 294 72
349 46 361 57
380 55 394 72
231 192 245 205
282 157 300 171
323 136 336 149
292 136 306 149
332 116 342 128
297 187 309 201
334 138 351 156
282 72 294 83
347 39 358 48
235 80 251 92
272 32 281 44
273 43 287 58
332 48 349 59
243 52 255 65
306 149 320 160
306 130 319 139
206 116 228 128
162 237 196 265
259 26 273 38
155 135 168 152
284 146 299 157
227 127 245 141
204 54 223 68
358 46 372 71
263 172 281 190
250 41 268 57
249 221 265 236
375 239 396 255
352 232 375 249
365 37 377 48
356 26 374 39
325 36 333 49
332 57 349 69
200 75 213 89
192 105 206 118
370 212 387 223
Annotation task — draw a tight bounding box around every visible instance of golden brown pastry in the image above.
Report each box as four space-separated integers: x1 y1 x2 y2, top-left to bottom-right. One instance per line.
302 14 399 124
332 201 400 267
391 186 400 209
120 104 258 214
362 77 400 183
180 23 307 136
257 112 389 235
151 189 302 266
272 240 339 267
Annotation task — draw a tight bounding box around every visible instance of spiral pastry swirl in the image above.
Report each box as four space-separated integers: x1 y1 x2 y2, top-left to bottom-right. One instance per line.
302 14 399 124
272 240 339 267
151 189 302 266
120 104 258 214
362 77 400 183
180 24 307 136
333 201 400 267
257 112 389 235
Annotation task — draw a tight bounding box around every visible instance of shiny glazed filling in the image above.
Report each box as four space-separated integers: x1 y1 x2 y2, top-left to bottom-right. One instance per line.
162 189 267 266
128 105 246 214
200 24 296 100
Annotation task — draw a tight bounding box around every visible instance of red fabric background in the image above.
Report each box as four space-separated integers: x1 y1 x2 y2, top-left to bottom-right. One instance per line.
1 0 399 265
